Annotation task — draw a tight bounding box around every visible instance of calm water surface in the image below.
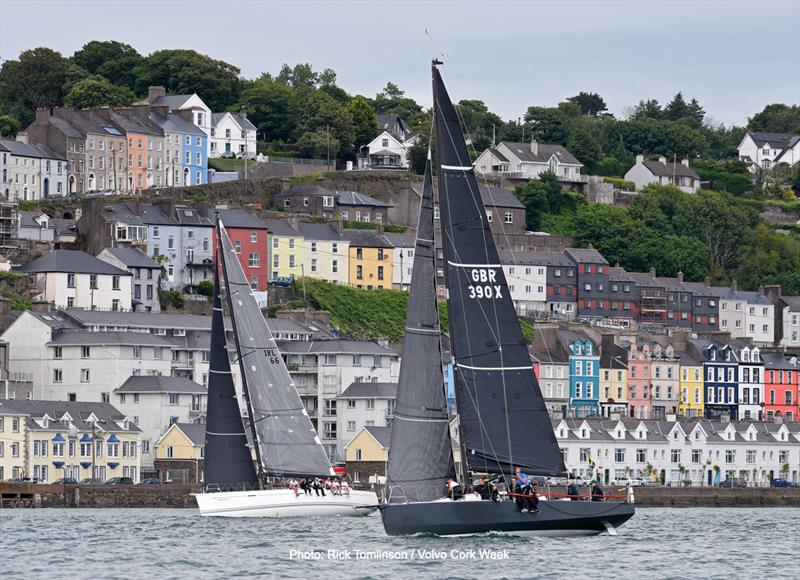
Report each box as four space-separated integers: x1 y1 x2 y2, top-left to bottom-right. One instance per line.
1 507 798 579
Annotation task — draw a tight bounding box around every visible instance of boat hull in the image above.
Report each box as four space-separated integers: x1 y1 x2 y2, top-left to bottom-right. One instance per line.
381 499 634 537
194 489 379 518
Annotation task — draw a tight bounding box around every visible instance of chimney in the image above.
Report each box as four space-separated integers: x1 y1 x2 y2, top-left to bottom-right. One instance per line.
147 86 166 103
530 138 538 155
240 110 247 120
0 297 10 317
635 154 644 164
601 333 616 355
658 156 667 165
681 158 690 167
126 199 140 216
763 284 782 302
704 276 711 287
758 286 765 297
649 267 656 277
334 220 343 234
35 108 50 124
152 104 169 118
677 271 684 283
31 300 53 313
731 279 737 292
53 107 74 122
131 104 151 121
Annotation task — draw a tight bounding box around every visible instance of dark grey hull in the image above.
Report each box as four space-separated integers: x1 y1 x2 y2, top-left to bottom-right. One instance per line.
381 499 635 537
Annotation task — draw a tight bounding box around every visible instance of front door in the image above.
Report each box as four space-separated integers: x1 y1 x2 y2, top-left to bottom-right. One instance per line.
225 142 231 153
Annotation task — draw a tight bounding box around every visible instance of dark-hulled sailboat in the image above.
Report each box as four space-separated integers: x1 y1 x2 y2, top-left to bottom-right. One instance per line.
380 62 634 536
195 219 379 517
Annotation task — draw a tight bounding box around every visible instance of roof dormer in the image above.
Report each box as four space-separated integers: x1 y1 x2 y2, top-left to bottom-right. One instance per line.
665 345 674 359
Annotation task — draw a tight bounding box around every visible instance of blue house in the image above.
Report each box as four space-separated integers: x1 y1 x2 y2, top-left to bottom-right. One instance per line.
566 334 600 417
150 111 207 187
699 341 739 420
182 128 208 186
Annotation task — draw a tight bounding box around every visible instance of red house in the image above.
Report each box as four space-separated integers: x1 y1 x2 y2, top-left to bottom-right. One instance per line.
214 208 270 291
762 353 800 423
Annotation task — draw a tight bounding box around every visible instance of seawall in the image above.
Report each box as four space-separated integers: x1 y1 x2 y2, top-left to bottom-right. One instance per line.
2 483 799 509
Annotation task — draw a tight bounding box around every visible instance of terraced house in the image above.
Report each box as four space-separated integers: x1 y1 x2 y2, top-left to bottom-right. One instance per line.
264 218 304 281
566 334 600 417
762 354 799 422
298 222 349 285
678 351 705 419
343 229 392 289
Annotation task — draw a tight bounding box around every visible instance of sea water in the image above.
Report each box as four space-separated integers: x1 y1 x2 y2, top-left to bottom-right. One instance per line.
1 507 798 579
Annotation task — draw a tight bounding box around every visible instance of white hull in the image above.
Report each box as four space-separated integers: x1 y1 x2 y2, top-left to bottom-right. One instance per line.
194 488 379 518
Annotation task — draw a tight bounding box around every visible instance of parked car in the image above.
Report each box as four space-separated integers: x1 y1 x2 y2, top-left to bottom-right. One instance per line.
105 477 134 485
220 151 236 159
80 478 104 485
719 477 748 488
53 477 78 485
269 277 293 288
770 478 798 488
137 478 162 486
4 477 38 484
613 477 645 487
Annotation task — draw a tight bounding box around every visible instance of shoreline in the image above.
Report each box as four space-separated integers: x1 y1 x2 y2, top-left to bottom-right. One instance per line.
2 483 798 509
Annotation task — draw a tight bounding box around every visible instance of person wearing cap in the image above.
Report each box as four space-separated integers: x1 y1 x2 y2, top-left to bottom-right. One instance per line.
516 473 537 513
591 480 605 502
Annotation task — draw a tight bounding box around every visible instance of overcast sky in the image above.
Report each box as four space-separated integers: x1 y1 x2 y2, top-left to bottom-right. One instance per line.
1 0 798 126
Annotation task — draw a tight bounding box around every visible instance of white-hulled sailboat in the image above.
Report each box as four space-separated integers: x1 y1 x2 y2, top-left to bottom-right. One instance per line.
194 219 378 517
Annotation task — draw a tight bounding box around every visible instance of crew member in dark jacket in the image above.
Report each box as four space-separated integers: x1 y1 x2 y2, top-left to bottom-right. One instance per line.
567 479 579 500
591 481 605 502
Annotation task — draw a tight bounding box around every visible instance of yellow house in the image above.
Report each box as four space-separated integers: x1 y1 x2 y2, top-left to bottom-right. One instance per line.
265 218 305 280
343 229 392 290
600 365 628 412
298 222 350 285
155 422 205 484
344 425 389 484
0 401 27 481
679 357 704 419
0 399 141 483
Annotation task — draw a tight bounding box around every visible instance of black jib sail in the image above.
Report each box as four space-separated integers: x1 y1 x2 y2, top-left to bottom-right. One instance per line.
217 220 335 478
386 158 456 503
203 257 259 489
432 63 566 476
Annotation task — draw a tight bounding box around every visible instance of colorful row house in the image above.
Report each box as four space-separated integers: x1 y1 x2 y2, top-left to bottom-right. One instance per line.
678 353 705 419
762 354 800 422
567 334 600 417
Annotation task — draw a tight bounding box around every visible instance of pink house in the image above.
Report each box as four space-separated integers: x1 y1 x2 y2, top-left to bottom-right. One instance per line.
628 343 653 419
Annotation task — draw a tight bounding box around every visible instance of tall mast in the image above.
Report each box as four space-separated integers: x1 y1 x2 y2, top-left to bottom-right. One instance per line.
216 215 264 483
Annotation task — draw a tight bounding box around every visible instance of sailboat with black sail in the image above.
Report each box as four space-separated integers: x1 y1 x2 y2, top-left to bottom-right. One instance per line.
194 219 379 517
380 62 634 536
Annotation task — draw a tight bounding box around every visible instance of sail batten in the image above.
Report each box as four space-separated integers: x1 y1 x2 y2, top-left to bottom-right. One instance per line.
385 158 456 503
433 64 566 477
218 221 334 478
202 259 260 489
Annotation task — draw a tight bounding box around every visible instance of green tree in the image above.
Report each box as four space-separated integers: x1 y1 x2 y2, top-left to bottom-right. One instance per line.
686 98 706 128
134 49 242 111
296 129 340 160
630 99 662 120
567 126 602 172
295 90 353 159
348 96 377 148
567 92 608 116
238 76 297 142
373 82 422 118
524 106 571 144
456 99 505 150
71 40 143 90
276 62 319 89
0 115 21 138
63 77 136 109
664 92 690 121
748 104 800 133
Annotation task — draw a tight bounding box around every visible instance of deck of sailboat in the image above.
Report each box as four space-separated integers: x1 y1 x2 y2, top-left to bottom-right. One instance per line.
381 498 635 537
194 488 379 518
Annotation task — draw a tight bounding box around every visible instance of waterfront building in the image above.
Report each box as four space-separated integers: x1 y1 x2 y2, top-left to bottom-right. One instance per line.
15 250 132 311
264 218 304 281
678 351 705 419
692 340 741 420
297 222 349 285
0 401 27 481
599 340 629 417
776 295 800 348
762 353 799 422
649 344 680 420
738 346 765 421
154 422 205 484
114 375 206 475
0 399 141 483
627 343 653 419
97 247 162 313
530 335 571 418
342 229 393 290
343 425 390 484
337 382 396 460
214 208 269 290
567 334 600 417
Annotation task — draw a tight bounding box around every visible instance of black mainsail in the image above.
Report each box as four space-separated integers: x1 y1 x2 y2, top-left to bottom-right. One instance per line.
432 63 565 476
217 221 335 478
386 158 455 503
203 258 259 489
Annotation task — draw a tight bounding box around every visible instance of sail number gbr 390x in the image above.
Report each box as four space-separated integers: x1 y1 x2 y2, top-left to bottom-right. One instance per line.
466 268 503 300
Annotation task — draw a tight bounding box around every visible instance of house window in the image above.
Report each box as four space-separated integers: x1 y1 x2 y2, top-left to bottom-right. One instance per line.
80 369 90 383
347 421 356 432
248 252 259 267
169 393 179 405
53 369 62 383
504 212 513 224
81 346 91 358
614 448 625 462
382 138 389 147
671 449 681 463
67 273 76 288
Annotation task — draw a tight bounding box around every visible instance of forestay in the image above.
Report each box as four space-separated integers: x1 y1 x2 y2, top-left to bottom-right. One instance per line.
218 220 334 477
386 158 456 503
433 64 566 476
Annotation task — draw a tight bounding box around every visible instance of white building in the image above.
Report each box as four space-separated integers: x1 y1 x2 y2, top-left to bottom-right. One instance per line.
0 140 67 200
737 131 800 174
738 346 764 421
15 250 132 311
337 381 396 459
357 131 415 169
97 247 162 313
147 88 212 149
624 155 700 193
473 141 584 181
297 222 350 285
384 232 415 291
113 375 206 473
779 296 800 348
209 112 257 158
17 211 55 243
554 417 800 486
713 285 775 345
281 340 400 461
501 253 548 316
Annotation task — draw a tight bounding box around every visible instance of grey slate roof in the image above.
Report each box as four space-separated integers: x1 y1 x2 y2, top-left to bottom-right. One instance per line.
49 331 174 347
479 185 525 210
709 287 772 305
107 110 163 136
232 113 256 131
370 148 400 157
0 399 140 433
336 190 393 208
641 159 699 179
217 208 268 229
15 250 131 276
174 206 211 227
101 247 161 269
564 248 608 264
50 218 76 237
781 296 800 311
487 147 509 163
365 425 391 448
340 229 390 248
115 375 207 394
748 132 798 148
279 185 332 198
137 204 175 225
262 218 299 237
297 222 342 241
608 267 636 282
150 94 196 109
18 211 49 229
761 352 798 371
499 250 571 267
281 340 394 355
499 141 582 165
340 382 397 399
383 232 416 248
48 116 85 138
149 112 205 136
174 422 206 445
64 309 215 330
0 140 64 160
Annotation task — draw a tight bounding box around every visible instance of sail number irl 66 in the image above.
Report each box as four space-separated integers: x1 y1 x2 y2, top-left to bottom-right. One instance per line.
467 268 503 300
